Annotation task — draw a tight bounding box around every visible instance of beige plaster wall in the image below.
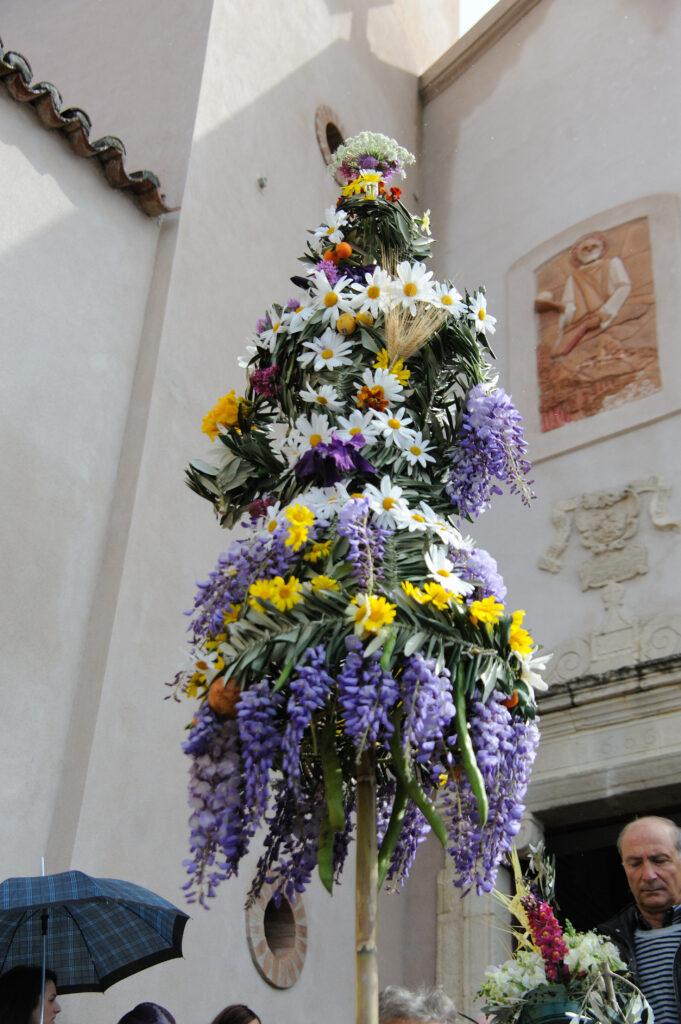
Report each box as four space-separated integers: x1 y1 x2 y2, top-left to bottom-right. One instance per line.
0 90 160 868
0 0 214 206
420 0 681 665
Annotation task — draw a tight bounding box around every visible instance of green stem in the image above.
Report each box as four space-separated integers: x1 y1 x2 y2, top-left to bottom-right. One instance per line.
355 749 378 1024
377 780 408 889
454 667 488 827
388 718 447 848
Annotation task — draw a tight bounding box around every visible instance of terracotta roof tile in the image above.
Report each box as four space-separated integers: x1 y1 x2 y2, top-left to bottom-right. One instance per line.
0 39 175 217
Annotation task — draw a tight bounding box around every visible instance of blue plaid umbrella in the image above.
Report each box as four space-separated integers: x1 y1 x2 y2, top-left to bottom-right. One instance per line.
0 871 189 993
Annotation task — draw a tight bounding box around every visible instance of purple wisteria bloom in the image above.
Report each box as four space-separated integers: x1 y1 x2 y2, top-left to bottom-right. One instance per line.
446 384 534 518
385 799 431 888
281 646 334 791
294 433 375 488
188 526 299 641
449 545 507 602
399 654 455 766
440 688 539 894
337 635 398 751
237 680 284 823
248 781 324 906
336 496 391 590
183 716 249 906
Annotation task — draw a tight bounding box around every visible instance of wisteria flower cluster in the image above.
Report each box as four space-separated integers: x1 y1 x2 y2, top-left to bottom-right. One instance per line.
171 134 545 908
478 848 643 1024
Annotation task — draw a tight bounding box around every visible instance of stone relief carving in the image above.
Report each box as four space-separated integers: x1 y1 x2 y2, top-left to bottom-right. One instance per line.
534 218 660 432
539 476 677 586
539 476 680 681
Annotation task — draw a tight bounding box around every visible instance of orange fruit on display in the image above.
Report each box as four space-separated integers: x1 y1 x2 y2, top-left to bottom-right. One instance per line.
208 677 241 716
335 241 352 260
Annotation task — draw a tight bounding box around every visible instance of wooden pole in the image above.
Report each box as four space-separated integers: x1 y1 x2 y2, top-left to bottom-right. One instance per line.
355 748 379 1024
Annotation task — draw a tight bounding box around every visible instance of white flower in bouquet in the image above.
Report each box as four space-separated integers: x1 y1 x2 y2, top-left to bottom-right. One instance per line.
481 950 547 1006
564 931 626 976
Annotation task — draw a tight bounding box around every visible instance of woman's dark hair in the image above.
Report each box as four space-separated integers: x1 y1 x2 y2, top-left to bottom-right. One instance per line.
0 966 58 1024
209 1004 260 1024
117 1003 177 1024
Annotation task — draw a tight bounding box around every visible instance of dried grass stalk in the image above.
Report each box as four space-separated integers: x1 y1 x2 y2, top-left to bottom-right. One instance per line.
384 303 446 366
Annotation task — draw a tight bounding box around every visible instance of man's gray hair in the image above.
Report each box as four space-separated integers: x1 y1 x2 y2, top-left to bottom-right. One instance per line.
617 815 681 855
379 985 458 1024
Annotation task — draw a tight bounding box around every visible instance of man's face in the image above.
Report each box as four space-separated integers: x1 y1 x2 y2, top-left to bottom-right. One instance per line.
621 820 681 919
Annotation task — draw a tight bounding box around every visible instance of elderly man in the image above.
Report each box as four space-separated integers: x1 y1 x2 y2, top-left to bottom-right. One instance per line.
378 985 458 1024
599 815 681 1024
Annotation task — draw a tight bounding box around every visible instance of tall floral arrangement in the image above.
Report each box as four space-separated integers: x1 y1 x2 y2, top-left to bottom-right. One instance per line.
169 132 548 1022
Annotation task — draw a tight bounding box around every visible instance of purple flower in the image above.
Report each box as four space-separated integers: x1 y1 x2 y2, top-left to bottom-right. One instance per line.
336 496 391 590
183 716 250 907
251 364 279 399
281 646 333 791
440 689 540 894
399 654 455 766
337 636 398 751
447 384 534 518
237 680 284 823
294 433 375 487
449 545 507 602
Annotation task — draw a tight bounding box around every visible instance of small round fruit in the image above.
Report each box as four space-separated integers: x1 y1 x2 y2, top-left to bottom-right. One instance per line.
336 313 357 336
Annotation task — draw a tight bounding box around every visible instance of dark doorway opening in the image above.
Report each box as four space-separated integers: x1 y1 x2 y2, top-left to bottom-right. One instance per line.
543 804 681 932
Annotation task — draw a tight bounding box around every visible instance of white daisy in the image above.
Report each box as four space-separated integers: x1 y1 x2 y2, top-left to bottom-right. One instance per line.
257 311 285 350
403 432 436 469
432 281 465 316
424 546 474 596
517 650 551 694
304 483 351 520
363 476 410 529
313 205 349 245
356 367 404 409
298 328 354 371
391 504 431 533
468 291 497 336
431 515 466 550
308 270 356 326
390 261 436 314
284 299 314 333
254 501 284 538
294 411 333 450
299 382 345 411
335 409 381 444
410 502 463 549
351 266 393 317
374 407 416 449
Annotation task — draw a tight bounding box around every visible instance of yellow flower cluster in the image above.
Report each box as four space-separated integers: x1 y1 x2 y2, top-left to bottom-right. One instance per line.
201 390 245 441
285 504 314 550
348 594 397 636
401 580 462 611
374 348 411 385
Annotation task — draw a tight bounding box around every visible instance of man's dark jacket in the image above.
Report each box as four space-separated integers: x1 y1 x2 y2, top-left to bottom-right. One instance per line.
599 902 681 1018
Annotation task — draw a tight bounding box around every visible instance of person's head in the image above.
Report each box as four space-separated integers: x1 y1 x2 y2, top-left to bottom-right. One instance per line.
0 966 60 1024
379 985 458 1024
618 815 681 924
209 1005 260 1024
117 1002 176 1024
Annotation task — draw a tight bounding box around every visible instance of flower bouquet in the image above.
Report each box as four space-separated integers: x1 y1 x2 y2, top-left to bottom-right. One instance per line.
478 849 651 1024
169 132 548 1023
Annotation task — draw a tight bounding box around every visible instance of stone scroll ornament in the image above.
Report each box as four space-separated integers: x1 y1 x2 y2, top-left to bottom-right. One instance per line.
167 133 547 1023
